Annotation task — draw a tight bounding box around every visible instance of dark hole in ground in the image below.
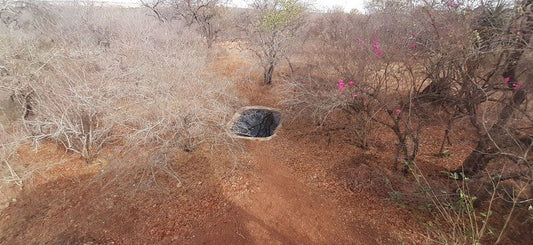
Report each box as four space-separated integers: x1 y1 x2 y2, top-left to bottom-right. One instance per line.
231 109 281 138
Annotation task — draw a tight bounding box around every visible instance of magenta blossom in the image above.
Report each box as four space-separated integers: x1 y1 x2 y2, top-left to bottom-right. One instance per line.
450 2 458 7
375 49 383 58
504 77 510 83
348 81 355 86
358 40 364 45
512 82 524 90
409 43 417 50
372 40 380 51
372 40 383 57
395 109 402 115
338 79 345 92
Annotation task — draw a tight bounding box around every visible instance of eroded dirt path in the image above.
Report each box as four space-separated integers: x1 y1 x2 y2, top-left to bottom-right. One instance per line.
228 138 378 244
0 43 417 244
209 43 422 244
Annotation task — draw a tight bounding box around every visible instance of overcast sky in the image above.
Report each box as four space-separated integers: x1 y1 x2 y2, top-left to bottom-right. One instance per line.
314 0 366 12
82 0 367 12
230 0 367 12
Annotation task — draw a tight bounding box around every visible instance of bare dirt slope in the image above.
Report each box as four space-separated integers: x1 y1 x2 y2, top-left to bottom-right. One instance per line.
0 44 423 244
213 81 417 244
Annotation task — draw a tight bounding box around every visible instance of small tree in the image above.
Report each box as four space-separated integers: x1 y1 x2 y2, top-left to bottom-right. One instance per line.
247 0 306 84
141 0 168 23
140 0 226 48
175 0 226 48
460 0 533 177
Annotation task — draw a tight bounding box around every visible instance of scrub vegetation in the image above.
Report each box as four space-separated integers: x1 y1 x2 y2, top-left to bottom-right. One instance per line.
0 0 531 243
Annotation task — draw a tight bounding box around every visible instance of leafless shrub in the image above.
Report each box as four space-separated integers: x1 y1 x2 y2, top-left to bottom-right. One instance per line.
141 0 169 23
405 161 531 245
175 0 228 48
283 8 429 166
0 128 23 186
0 0 56 31
23 71 118 164
0 3 242 173
282 1 532 242
141 0 229 48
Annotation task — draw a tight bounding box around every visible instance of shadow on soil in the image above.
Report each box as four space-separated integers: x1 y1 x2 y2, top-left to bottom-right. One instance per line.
0 151 303 244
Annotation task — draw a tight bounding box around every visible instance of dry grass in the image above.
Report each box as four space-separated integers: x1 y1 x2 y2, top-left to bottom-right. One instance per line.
0 3 243 184
0 1 531 244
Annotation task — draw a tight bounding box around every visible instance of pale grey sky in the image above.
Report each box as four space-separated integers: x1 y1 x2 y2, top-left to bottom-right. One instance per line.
314 0 366 12
83 0 367 12
230 0 367 12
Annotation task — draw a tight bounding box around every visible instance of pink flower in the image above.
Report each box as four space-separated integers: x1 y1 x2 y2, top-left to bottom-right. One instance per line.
338 79 345 92
358 40 364 45
395 109 402 115
450 2 458 7
375 49 383 58
372 40 380 51
409 43 417 50
504 77 510 83
353 93 358 98
512 82 523 90
372 40 383 57
348 81 355 86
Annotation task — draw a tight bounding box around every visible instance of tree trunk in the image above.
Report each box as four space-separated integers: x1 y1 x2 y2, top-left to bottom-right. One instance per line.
264 64 274 85
438 116 453 155
206 37 213 49
460 0 532 177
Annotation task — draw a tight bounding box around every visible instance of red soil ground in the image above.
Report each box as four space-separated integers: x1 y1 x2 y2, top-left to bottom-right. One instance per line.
1 43 531 244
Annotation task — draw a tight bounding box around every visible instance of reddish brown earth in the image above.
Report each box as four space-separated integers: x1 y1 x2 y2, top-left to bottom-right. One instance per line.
0 121 419 244
1 43 531 244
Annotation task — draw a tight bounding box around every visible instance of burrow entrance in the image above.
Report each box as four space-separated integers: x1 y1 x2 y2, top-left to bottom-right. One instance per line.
230 107 281 138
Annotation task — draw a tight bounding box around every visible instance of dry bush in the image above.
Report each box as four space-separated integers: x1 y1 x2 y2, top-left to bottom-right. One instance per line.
282 0 532 242
281 11 375 147
141 0 231 48
0 3 241 176
403 161 532 245
0 0 56 31
283 8 428 162
0 127 23 186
